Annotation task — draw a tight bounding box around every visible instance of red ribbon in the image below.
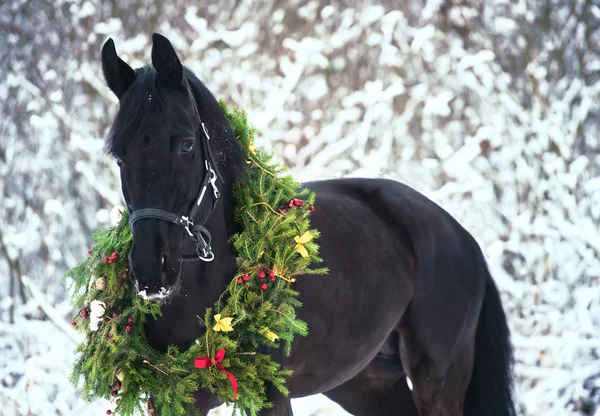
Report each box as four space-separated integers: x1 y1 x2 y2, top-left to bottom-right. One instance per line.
194 348 238 400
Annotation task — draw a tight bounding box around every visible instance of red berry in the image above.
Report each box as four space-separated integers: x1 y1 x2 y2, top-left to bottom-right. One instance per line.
309 205 315 212
294 199 303 206
125 325 132 333
288 201 294 208
281 208 287 214
81 310 88 318
237 278 243 284
106 411 112 415
269 271 275 279
260 283 268 290
88 249 92 254
103 257 108 263
258 270 265 279
71 321 76 326
111 252 118 259
242 274 250 282
111 390 118 397
115 381 121 389
127 317 133 323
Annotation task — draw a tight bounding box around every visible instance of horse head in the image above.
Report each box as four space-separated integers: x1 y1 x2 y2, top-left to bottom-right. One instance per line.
101 33 241 301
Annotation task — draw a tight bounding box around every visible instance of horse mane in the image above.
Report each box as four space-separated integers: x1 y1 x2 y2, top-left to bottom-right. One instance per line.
104 65 244 182
184 68 245 182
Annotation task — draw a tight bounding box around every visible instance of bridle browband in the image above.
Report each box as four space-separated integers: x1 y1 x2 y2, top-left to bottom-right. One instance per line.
128 79 222 262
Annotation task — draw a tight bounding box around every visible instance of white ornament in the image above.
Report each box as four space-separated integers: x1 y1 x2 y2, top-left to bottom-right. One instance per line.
110 205 124 226
89 300 106 331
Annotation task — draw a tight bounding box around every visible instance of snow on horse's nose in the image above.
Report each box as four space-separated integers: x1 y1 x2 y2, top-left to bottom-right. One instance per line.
128 220 181 300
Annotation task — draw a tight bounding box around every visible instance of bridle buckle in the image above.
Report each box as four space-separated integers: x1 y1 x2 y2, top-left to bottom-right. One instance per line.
209 168 220 199
181 216 195 237
197 246 215 262
187 225 214 263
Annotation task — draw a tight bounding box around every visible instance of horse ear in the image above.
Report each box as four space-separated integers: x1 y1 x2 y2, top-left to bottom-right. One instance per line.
151 33 184 87
101 38 135 100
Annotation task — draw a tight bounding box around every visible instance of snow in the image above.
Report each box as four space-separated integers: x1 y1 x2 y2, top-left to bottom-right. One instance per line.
1 0 599 415
138 287 174 302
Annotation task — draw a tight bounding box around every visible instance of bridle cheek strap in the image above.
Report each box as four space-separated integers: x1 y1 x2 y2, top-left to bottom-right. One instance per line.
128 122 221 262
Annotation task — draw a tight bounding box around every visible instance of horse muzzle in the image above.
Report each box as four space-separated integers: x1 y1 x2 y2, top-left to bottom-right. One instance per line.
128 222 183 301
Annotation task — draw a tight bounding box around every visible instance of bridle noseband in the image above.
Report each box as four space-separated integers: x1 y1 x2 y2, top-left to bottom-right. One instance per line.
128 89 222 262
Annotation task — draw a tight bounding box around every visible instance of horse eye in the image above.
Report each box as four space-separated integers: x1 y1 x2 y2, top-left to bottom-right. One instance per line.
112 153 123 166
181 141 194 155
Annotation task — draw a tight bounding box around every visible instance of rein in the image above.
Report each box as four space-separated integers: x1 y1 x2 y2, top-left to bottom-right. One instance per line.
128 81 221 262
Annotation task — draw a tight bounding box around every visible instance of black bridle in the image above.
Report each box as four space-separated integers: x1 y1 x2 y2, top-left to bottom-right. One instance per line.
128 82 221 262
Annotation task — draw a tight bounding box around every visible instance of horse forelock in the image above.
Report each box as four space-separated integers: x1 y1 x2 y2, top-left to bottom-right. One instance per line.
104 66 171 155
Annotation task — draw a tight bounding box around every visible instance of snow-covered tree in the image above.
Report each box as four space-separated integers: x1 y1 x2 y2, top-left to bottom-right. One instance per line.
1 0 598 414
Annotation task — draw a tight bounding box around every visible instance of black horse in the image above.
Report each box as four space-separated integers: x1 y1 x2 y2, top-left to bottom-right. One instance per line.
100 33 516 416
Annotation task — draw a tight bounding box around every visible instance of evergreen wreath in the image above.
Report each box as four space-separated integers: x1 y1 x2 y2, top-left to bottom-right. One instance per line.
65 101 328 416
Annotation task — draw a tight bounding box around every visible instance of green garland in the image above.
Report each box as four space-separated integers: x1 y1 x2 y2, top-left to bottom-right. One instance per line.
65 101 327 416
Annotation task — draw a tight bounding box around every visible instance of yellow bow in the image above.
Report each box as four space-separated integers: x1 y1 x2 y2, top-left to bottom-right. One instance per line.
261 328 280 342
213 314 234 332
294 231 313 258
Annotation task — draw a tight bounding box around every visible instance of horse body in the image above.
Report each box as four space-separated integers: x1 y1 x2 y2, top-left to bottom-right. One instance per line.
100 33 516 416
285 177 492 415
286 179 416 393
